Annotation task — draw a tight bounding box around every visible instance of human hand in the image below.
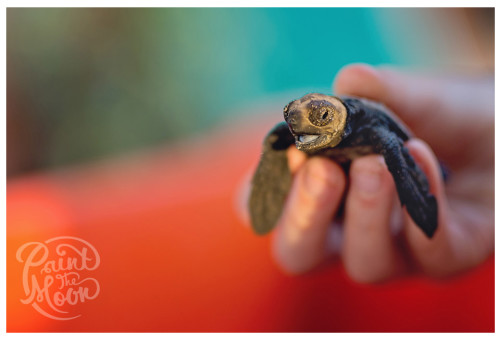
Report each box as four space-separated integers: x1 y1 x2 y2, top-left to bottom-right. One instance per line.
244 64 494 283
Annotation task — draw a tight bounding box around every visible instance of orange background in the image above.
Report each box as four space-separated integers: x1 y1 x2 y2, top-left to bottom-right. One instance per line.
7 119 494 332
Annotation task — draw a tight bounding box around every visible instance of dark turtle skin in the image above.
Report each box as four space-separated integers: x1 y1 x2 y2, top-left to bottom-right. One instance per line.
249 93 438 238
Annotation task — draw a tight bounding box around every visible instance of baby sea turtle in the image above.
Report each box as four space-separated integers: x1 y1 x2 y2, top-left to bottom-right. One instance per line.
249 93 438 238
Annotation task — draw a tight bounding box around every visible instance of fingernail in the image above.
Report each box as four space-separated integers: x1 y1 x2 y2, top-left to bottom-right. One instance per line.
352 162 383 195
303 160 337 198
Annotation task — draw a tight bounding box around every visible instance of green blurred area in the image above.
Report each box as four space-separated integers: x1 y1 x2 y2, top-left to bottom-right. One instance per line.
7 8 493 175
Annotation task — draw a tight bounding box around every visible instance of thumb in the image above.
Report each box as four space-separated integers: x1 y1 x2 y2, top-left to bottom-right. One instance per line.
333 63 443 137
332 63 493 166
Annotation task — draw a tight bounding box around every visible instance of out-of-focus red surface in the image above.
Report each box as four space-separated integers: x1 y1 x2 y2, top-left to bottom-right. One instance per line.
7 117 494 332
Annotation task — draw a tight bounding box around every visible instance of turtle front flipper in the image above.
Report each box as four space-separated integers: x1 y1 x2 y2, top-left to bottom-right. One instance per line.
370 128 438 238
249 122 295 235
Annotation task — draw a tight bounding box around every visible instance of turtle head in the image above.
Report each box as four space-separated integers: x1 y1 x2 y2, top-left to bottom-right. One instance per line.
283 93 348 152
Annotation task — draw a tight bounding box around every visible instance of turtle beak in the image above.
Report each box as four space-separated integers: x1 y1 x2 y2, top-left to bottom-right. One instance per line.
285 116 296 133
285 110 305 136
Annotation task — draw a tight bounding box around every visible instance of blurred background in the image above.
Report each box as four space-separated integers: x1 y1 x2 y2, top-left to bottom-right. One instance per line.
7 8 494 332
7 8 494 176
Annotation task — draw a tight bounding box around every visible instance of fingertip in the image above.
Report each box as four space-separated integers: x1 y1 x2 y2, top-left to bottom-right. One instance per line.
301 157 346 201
349 155 394 204
405 139 446 200
287 145 307 173
405 139 447 232
403 139 454 272
333 63 388 100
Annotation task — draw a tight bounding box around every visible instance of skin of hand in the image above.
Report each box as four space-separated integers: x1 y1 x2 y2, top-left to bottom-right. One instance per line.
245 64 494 283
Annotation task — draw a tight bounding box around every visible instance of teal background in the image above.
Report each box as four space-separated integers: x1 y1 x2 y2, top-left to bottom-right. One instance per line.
10 8 488 173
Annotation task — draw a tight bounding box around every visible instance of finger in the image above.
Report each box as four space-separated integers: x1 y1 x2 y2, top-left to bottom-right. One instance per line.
333 64 493 167
333 63 438 136
333 64 437 143
333 63 441 121
402 139 478 277
334 63 390 104
342 155 406 283
334 63 493 126
272 157 346 274
287 145 307 173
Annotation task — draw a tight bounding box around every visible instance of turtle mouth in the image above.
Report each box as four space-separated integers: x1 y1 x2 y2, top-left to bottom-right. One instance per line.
298 134 320 143
294 133 327 150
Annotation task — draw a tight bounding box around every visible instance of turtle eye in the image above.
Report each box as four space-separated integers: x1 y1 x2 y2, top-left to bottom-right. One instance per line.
309 107 333 126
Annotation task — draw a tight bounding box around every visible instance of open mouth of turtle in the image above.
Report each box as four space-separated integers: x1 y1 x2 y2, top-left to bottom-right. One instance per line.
297 135 320 143
294 134 326 149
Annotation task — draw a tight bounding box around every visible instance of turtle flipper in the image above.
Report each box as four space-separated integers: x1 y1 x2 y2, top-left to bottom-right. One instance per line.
249 122 295 235
370 128 438 238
